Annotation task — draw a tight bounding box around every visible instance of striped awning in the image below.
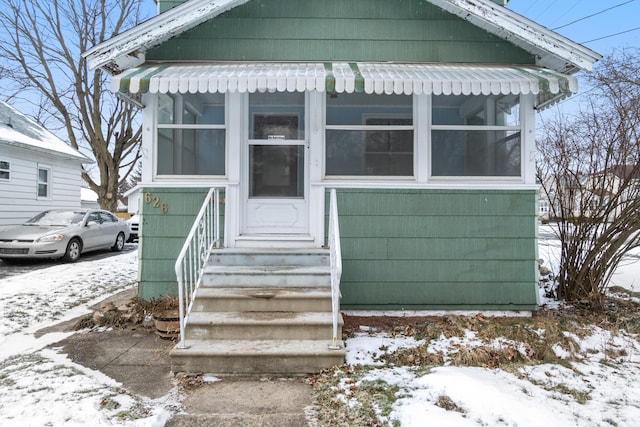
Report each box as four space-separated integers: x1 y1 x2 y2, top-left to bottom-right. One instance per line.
111 62 578 108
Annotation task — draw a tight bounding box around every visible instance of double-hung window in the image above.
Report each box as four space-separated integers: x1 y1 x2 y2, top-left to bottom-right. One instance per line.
156 93 226 176
0 160 9 180
37 166 51 198
325 93 413 177
431 94 521 177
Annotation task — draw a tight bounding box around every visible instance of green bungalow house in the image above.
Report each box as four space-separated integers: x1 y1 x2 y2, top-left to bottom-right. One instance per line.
84 0 600 374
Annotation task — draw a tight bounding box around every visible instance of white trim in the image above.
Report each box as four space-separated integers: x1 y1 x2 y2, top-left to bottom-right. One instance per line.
308 91 325 247
313 182 537 191
521 93 536 185
82 0 251 72
431 125 520 131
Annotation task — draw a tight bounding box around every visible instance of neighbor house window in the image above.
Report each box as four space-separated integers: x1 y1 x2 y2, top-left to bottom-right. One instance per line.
156 92 226 176
325 93 413 177
0 160 9 180
37 166 50 198
431 94 521 177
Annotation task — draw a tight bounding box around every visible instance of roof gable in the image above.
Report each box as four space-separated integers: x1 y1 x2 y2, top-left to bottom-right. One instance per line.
84 0 600 75
0 101 89 162
145 0 533 65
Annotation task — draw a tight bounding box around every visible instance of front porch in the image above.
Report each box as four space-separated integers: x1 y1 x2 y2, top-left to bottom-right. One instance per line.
170 247 345 374
169 188 345 374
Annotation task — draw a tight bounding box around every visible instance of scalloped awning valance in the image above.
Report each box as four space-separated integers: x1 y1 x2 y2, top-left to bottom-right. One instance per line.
111 62 577 109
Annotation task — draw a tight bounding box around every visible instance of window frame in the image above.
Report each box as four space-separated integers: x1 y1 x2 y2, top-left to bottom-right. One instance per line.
429 94 523 180
36 165 51 199
0 160 10 181
324 95 415 180
155 93 227 178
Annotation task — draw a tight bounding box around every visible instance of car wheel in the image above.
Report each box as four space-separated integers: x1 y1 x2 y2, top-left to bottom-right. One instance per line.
111 232 125 252
63 238 82 262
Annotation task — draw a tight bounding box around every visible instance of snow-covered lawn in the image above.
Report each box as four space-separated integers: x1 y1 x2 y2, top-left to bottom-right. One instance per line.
1 230 640 426
0 249 177 426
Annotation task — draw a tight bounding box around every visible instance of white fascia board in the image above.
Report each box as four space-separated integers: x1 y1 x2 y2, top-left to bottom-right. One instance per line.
82 0 251 74
0 139 93 164
430 0 601 73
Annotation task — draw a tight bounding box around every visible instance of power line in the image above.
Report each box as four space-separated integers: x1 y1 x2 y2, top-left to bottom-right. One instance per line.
548 0 584 28
581 26 640 44
552 0 636 30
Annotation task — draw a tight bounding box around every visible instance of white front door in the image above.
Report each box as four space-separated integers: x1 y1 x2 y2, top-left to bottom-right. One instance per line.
242 92 309 235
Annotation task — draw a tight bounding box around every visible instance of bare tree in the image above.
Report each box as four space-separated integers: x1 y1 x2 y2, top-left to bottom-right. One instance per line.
0 0 150 211
537 48 640 307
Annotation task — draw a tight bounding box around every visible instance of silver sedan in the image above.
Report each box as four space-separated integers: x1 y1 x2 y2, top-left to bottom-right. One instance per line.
0 210 130 262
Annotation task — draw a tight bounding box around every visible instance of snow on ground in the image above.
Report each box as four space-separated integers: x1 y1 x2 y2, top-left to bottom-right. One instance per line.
0 232 639 426
0 248 177 426
344 328 640 426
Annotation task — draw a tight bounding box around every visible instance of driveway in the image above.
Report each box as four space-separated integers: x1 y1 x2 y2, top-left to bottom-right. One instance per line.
0 244 138 280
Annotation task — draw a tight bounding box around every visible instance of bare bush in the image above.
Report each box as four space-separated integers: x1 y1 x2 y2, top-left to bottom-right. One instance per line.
537 48 640 306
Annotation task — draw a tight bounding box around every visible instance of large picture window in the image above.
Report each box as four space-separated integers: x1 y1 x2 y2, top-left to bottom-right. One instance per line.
156 93 226 176
325 93 413 177
431 94 521 177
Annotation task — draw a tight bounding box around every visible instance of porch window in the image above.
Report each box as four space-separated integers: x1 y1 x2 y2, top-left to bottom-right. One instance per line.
156 93 226 176
0 160 9 180
325 93 413 177
37 166 50 198
431 94 521 177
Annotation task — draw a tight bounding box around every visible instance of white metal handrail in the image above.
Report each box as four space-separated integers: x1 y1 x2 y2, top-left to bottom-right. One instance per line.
328 188 343 350
175 187 222 349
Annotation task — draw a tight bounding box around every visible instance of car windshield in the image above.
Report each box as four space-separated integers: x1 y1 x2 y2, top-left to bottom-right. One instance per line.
25 211 86 226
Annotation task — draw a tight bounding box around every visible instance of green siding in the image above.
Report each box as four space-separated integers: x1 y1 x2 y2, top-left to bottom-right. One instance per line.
137 187 538 310
158 1 186 13
329 189 538 311
148 0 534 64
137 188 225 300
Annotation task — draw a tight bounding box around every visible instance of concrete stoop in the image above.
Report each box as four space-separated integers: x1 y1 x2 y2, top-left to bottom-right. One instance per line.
170 248 345 375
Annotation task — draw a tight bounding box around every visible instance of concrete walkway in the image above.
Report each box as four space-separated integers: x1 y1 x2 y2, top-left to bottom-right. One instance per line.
45 289 316 426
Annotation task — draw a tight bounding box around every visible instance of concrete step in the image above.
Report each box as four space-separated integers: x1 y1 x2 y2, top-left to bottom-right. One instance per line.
202 265 331 287
209 248 329 267
192 287 333 313
170 339 346 375
185 311 341 341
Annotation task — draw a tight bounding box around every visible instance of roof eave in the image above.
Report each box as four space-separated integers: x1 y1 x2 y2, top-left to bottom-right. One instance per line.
430 0 602 73
0 139 94 164
82 0 251 74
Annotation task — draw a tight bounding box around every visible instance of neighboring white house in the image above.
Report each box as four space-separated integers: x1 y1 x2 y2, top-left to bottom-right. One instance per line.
0 101 92 227
80 187 100 209
539 165 640 221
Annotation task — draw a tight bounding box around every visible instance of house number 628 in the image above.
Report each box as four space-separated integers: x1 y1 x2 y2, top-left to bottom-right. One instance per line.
144 192 168 214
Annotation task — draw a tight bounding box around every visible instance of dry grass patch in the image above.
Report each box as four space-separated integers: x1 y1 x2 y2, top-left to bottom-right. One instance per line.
343 298 640 370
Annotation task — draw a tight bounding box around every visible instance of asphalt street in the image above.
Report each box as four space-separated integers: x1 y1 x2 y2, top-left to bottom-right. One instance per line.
0 243 138 280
